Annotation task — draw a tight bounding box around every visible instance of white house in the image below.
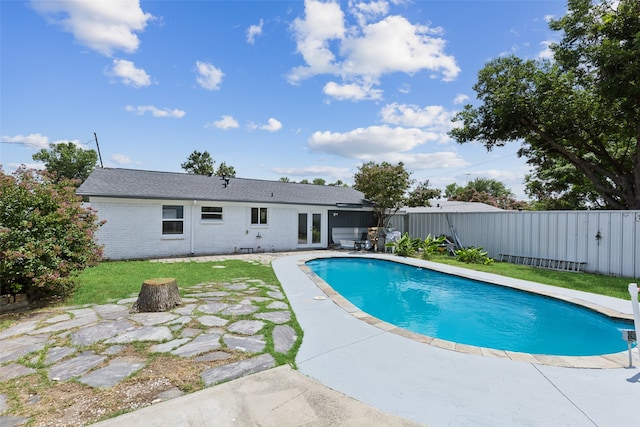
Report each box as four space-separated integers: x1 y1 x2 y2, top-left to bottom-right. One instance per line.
77 168 374 260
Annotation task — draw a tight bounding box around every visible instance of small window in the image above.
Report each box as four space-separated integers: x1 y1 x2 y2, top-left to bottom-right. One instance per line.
201 206 223 221
251 207 268 225
162 205 184 235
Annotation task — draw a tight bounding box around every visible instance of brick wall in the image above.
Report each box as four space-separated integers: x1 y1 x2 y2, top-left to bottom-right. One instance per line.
89 198 303 260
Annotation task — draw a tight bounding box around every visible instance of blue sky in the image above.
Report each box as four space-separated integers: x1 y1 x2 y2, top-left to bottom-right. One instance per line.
1 0 566 199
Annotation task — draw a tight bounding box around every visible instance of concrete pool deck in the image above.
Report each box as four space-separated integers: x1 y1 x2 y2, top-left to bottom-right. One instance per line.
40 250 638 427
274 251 640 427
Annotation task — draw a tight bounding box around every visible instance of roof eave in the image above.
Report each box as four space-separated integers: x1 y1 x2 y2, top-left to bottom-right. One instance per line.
79 193 369 207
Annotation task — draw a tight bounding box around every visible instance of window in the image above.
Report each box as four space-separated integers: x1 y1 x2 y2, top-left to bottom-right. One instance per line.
162 205 184 234
201 206 223 221
251 207 268 225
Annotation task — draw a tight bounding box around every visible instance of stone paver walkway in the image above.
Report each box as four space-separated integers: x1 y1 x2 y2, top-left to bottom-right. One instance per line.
0 274 299 426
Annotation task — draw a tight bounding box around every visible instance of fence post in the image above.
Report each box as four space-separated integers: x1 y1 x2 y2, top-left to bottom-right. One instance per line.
629 283 640 358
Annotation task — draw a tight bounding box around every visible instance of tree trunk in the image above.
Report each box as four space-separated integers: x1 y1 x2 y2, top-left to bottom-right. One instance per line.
130 278 181 313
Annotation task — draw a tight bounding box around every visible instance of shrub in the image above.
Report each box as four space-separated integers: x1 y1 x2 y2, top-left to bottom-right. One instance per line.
387 232 422 257
0 167 104 299
455 246 494 265
420 234 448 260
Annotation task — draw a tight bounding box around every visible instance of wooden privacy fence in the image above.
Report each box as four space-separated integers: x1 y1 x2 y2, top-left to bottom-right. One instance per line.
388 210 640 278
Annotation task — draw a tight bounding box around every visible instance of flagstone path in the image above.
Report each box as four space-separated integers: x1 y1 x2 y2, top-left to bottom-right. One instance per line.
0 277 299 426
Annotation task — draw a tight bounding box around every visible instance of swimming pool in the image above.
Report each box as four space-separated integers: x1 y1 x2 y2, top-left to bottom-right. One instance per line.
306 257 633 356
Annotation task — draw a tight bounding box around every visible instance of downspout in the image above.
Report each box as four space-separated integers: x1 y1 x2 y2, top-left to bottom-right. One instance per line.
191 200 196 255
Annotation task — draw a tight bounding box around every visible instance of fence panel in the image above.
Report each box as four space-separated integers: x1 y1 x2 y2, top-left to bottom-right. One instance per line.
620 213 639 277
396 210 640 278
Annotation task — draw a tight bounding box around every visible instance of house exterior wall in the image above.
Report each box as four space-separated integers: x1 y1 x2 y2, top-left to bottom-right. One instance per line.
87 197 334 260
189 202 300 255
392 210 640 278
89 198 176 260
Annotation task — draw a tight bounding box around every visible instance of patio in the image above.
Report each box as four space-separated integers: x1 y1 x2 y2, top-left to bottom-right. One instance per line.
274 251 640 427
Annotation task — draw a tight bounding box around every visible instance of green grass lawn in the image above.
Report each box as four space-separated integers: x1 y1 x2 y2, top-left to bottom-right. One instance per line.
71 259 278 306
70 258 303 367
71 254 639 307
428 255 638 301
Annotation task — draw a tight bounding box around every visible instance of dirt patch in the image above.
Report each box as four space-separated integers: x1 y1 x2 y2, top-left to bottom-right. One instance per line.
2 346 247 427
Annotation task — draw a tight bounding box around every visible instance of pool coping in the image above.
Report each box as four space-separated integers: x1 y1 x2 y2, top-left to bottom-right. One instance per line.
297 251 636 369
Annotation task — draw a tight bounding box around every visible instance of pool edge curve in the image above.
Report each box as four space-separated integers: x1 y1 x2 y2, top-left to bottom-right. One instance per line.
298 252 636 369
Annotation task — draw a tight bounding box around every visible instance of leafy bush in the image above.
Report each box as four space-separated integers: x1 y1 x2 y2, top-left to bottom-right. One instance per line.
455 246 494 265
420 234 448 260
387 232 422 257
0 167 104 299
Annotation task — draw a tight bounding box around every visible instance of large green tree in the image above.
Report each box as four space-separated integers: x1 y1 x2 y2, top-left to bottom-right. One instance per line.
32 142 98 184
405 180 441 207
215 161 236 178
450 0 640 209
354 162 412 227
445 178 527 210
523 155 604 210
181 150 214 175
354 162 439 227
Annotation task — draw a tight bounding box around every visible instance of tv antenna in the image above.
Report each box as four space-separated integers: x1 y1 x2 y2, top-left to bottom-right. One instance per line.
93 132 104 168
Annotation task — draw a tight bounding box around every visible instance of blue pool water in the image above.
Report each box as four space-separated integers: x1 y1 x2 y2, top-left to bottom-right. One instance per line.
306 257 633 356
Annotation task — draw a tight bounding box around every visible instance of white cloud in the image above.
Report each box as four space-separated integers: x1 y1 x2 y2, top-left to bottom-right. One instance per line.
1 134 87 151
108 59 151 87
307 123 466 171
308 125 438 158
479 168 527 183
111 153 134 164
288 0 460 101
349 0 389 26
210 115 239 129
377 151 468 170
247 19 263 44
195 61 224 90
379 103 456 145
260 118 283 132
453 94 469 105
380 103 455 129
288 0 345 83
537 40 554 60
30 0 153 56
323 81 382 101
0 133 51 149
125 105 185 118
341 16 459 80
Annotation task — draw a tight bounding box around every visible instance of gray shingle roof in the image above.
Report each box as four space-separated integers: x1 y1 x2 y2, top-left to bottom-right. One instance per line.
77 168 370 207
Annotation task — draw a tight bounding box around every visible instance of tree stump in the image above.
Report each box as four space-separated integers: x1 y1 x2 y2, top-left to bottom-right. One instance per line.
130 278 182 313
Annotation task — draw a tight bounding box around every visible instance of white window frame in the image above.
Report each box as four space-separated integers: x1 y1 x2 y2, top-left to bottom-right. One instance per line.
201 206 223 221
251 207 268 225
162 205 184 235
